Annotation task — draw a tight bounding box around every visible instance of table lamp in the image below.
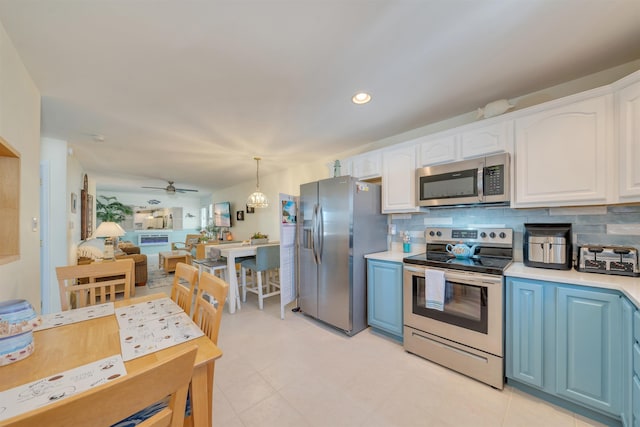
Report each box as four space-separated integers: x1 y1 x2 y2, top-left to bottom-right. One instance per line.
93 221 126 260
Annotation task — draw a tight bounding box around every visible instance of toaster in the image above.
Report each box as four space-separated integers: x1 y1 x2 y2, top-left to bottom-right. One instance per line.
576 245 639 277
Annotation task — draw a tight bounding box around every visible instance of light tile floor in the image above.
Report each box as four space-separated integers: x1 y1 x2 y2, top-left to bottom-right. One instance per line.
137 259 608 427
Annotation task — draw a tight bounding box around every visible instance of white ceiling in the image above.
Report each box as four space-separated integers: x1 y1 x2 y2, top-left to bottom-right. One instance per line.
1 0 639 197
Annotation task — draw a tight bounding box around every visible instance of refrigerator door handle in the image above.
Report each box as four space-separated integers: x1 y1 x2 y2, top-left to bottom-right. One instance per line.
312 204 321 265
317 204 324 264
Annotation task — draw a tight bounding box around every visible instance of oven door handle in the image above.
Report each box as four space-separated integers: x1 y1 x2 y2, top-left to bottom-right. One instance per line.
404 266 502 286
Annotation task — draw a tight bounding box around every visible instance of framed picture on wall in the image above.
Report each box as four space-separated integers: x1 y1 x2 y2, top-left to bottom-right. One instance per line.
214 201 231 227
236 210 245 221
246 204 255 214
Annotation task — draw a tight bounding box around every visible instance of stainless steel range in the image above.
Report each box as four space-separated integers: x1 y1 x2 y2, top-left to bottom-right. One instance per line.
403 226 513 389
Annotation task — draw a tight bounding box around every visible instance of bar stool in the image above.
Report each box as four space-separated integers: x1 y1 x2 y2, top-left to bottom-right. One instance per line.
240 245 280 310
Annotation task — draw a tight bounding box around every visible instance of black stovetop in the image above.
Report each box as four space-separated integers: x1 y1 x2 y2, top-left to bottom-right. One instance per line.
404 246 513 275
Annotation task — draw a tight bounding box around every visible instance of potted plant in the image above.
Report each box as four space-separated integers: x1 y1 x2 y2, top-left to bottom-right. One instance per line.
250 232 268 245
96 196 133 224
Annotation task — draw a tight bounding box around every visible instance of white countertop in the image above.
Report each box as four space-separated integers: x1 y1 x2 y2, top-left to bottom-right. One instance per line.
364 249 423 263
505 262 640 306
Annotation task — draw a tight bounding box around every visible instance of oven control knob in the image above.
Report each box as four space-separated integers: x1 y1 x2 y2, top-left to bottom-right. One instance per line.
429 231 435 237
480 232 487 238
489 232 496 238
499 232 506 239
436 231 442 237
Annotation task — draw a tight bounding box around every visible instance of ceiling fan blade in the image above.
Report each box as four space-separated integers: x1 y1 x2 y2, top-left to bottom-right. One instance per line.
141 186 167 190
175 188 198 192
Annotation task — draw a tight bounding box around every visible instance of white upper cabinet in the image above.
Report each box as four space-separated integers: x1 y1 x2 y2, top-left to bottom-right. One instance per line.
512 93 614 208
419 120 512 167
419 133 457 166
347 151 382 180
460 121 513 159
616 75 640 202
381 144 420 213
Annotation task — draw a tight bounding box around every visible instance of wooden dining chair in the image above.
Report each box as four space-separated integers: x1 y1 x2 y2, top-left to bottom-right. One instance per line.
6 345 197 427
56 258 135 310
170 262 199 316
192 271 229 345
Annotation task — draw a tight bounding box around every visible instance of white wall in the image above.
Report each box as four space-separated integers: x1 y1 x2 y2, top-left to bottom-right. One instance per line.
0 22 42 309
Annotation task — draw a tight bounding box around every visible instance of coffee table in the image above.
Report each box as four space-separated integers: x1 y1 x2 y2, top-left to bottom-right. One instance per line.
158 250 192 273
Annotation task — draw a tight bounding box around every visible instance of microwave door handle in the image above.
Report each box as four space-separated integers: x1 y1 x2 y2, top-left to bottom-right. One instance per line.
477 168 484 202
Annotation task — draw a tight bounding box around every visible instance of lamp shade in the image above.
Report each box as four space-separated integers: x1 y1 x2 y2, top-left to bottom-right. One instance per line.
246 156 269 208
93 221 125 238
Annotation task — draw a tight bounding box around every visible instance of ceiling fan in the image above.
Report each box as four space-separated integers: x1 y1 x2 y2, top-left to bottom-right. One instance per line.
141 181 198 194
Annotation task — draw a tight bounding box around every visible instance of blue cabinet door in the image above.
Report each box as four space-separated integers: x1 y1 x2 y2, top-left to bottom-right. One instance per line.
622 297 634 427
556 286 622 416
367 260 403 338
506 277 545 388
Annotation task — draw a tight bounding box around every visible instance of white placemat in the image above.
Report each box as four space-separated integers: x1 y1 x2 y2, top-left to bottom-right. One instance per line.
119 312 203 361
114 297 183 329
0 354 126 422
35 303 115 331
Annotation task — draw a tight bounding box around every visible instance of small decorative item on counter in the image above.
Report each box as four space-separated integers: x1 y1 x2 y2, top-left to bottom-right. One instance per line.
250 232 269 245
403 232 411 253
0 299 41 366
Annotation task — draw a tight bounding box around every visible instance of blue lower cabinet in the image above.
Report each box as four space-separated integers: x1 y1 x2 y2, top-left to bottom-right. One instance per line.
367 259 403 340
622 298 634 427
507 278 545 389
506 277 627 422
555 287 622 416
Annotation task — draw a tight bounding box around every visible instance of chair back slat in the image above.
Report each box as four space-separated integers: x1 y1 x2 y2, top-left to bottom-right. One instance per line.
170 262 198 316
56 259 135 310
6 345 197 427
193 271 229 345
255 245 280 271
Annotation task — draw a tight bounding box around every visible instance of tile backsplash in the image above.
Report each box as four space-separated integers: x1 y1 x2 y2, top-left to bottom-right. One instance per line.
390 204 640 262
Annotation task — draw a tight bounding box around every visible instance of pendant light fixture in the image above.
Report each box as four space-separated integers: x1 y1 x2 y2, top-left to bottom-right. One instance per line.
247 157 269 208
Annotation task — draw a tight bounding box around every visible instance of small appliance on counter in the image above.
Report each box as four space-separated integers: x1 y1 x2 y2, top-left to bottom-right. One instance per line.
576 245 640 277
523 223 572 270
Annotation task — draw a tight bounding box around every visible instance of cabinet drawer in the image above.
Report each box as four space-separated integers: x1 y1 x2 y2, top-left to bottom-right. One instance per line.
635 343 640 377
635 311 640 342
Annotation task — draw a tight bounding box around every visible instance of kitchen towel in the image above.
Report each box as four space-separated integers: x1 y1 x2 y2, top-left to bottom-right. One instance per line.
425 269 446 311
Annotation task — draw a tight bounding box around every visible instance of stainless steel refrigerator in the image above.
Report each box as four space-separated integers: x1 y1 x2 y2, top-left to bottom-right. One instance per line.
298 176 387 335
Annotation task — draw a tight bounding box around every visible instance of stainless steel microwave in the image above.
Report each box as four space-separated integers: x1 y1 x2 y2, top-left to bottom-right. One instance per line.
416 153 510 207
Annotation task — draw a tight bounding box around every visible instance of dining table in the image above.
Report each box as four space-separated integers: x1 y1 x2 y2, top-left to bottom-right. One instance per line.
219 242 279 314
0 293 222 427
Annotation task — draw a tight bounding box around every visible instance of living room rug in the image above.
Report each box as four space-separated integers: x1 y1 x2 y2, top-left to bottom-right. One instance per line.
146 268 174 289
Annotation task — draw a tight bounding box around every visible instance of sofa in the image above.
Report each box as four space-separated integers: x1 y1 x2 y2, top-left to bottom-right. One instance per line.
77 239 148 287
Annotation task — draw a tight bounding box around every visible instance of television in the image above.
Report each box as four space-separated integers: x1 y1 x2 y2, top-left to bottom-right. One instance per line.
213 202 231 227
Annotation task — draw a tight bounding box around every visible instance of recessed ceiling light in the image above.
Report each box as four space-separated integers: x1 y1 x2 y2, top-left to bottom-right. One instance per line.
352 92 371 105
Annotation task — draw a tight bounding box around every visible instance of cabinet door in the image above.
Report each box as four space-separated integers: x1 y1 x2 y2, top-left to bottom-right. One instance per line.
350 151 382 180
506 278 545 388
381 144 419 213
513 95 613 207
418 134 458 166
367 260 403 338
622 298 634 427
461 121 512 159
556 287 621 416
618 80 640 201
